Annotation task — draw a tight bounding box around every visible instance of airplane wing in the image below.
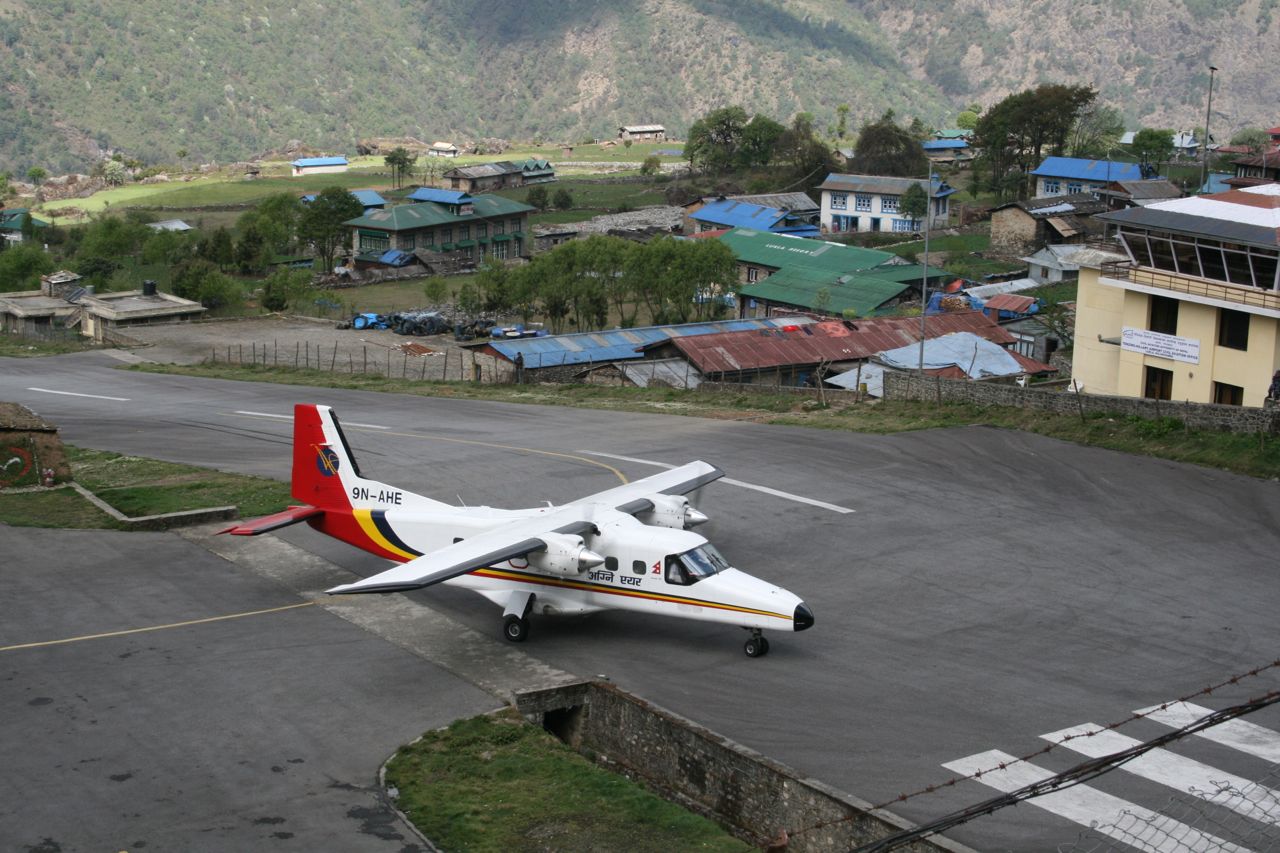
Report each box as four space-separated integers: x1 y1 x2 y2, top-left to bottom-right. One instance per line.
326 507 597 595
220 505 324 536
573 460 724 515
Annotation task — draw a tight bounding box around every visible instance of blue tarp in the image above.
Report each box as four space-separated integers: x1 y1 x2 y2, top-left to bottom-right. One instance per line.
378 249 414 267
924 292 984 314
877 333 1024 379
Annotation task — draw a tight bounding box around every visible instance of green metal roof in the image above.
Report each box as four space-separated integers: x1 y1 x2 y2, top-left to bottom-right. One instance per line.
717 228 895 274
739 267 908 316
862 262 952 283
0 208 49 232
344 194 533 232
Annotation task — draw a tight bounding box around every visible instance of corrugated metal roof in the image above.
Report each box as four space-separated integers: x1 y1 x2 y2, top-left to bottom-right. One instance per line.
877 332 1030 378
486 317 813 367
717 228 895 273
292 156 348 167
620 358 703 389
345 194 533 231
351 190 386 208
408 187 471 204
691 199 817 234
983 293 1037 313
1030 157 1143 182
727 192 820 212
818 173 957 198
446 161 522 179
668 312 1014 374
621 125 665 133
922 139 970 151
740 268 908 316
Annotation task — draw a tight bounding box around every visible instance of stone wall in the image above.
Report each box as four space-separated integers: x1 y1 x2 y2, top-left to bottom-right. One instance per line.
0 403 70 487
516 681 974 853
883 373 1280 434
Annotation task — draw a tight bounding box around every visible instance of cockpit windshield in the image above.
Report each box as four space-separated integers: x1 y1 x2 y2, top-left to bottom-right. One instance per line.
666 544 732 585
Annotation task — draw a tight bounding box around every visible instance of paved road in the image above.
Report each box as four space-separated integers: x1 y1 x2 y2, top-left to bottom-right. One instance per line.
4 350 1280 851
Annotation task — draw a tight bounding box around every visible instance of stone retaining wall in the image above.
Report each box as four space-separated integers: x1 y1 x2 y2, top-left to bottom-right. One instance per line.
882 373 1280 434
516 681 973 853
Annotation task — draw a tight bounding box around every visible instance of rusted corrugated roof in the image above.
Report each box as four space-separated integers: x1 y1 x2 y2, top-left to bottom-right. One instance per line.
667 312 1013 375
983 294 1037 313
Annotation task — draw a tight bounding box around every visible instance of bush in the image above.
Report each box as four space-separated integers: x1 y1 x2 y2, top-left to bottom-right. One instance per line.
639 155 661 176
552 188 574 210
525 186 549 211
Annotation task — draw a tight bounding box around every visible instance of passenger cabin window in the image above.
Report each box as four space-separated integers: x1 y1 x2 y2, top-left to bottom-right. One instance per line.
631 560 646 575
604 556 618 572
663 545 732 586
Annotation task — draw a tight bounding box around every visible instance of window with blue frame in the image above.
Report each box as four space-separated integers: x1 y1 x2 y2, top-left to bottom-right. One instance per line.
881 195 899 213
1066 182 1082 194
892 218 917 232
1043 179 1061 194
830 192 848 210
855 194 872 212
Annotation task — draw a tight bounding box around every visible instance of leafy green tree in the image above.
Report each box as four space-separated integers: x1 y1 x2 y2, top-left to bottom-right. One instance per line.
77 215 149 262
74 256 119 289
907 116 930 140
774 112 835 179
639 155 661 176
102 159 127 186
299 186 363 271
900 182 928 227
422 275 449 304
525 185 549 211
26 166 46 184
239 193 303 259
234 223 265 273
835 104 851 140
551 187 574 210
259 269 310 312
384 146 416 189
201 226 235 270
0 242 54 288
737 114 786 169
141 228 193 266
582 235 636 327
175 147 188 161
955 110 980 131
685 105 750 172
1067 103 1125 158
1130 128 1175 172
1229 128 1271 154
455 281 482 315
973 83 1097 198
852 111 928 177
475 256 512 313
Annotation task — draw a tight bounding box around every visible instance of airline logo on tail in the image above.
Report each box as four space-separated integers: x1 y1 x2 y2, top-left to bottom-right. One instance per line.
315 445 340 477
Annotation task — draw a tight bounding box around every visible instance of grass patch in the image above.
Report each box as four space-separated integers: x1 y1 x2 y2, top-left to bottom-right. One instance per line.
0 332 100 357
386 710 751 853
125 362 1280 480
0 446 293 530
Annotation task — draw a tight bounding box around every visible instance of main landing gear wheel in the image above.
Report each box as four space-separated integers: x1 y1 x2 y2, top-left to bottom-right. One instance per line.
744 634 770 658
503 614 530 643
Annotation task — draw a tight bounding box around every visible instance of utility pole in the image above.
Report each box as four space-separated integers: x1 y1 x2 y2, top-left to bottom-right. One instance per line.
1200 64 1218 193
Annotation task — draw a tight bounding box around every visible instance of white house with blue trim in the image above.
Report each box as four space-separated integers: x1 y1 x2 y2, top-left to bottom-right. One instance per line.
817 173 955 234
291 156 349 177
1030 157 1146 198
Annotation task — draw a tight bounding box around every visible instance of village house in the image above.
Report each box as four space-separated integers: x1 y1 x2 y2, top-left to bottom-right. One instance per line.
687 198 820 237
1226 152 1280 189
0 272 204 342
715 227 949 319
345 190 534 265
618 124 666 142
1029 157 1145 198
0 207 49 244
922 138 973 168
989 193 1108 255
1073 184 1280 406
817 173 955 234
1094 178 1183 210
427 142 460 158
683 192 819 222
290 156 349 177
302 189 386 213
442 159 555 193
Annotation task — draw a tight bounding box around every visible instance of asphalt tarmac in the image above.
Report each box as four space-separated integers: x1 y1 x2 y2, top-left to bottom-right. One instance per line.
4 350 1280 852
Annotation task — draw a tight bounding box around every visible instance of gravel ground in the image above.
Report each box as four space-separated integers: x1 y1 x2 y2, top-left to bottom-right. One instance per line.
120 315 510 382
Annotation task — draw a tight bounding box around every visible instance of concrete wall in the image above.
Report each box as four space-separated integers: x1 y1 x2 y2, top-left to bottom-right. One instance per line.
882 372 1280 434
516 681 974 853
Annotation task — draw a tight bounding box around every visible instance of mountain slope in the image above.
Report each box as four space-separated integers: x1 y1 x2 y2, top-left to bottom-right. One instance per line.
0 0 1272 173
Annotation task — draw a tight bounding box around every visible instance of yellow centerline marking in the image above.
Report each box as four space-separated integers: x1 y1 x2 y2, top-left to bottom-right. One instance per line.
0 601 317 653
228 412 630 484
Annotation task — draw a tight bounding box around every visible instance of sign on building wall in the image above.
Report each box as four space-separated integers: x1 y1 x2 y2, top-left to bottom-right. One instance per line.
1121 327 1200 364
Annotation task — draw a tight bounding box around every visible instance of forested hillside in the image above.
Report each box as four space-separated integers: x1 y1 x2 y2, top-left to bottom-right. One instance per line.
0 0 1273 173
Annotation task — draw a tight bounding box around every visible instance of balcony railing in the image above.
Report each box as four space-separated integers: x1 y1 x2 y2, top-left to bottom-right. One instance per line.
1100 261 1280 313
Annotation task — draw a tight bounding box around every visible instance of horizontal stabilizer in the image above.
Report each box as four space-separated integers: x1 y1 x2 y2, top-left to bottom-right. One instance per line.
220 505 323 536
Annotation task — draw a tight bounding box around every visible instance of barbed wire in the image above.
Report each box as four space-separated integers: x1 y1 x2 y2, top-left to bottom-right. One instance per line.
782 657 1280 848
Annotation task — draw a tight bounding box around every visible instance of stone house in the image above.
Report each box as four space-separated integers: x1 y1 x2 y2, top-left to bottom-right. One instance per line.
618 125 666 142
989 193 1107 255
345 191 534 264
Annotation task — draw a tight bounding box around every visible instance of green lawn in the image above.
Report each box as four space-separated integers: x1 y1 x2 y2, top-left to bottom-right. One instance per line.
0 330 99 357
495 177 669 212
386 710 750 853
291 274 479 319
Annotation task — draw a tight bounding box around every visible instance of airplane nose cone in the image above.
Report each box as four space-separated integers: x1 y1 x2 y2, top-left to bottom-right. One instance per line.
794 602 815 631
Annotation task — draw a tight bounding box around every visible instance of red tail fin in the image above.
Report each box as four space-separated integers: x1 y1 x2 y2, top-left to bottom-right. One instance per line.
291 404 356 509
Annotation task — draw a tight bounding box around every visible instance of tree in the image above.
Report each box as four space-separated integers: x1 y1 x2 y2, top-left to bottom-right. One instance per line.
907 116 930 141
852 111 928 177
299 186 363 272
1230 128 1271 155
475 256 512 313
384 147 416 189
1130 128 1175 172
78 214 149 262
551 187 574 210
639 155 662 177
234 223 265 273
201 226 235 271
259 269 310 312
685 105 749 172
239 193 303 260
102 159 127 187
26 166 47 184
175 147 188 162
1066 103 1125 158
526 185 549 211
973 83 1097 198
900 182 928 228
955 110 980 131
835 104 851 140
74 256 119 290
737 114 786 169
422 276 449 304
774 112 835 180
0 242 54 287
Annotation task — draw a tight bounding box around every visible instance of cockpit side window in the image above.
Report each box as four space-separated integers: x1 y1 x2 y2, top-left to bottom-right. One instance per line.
664 555 690 586
665 546 729 586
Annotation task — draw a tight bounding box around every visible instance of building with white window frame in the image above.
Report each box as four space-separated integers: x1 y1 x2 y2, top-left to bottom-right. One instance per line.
817 173 955 235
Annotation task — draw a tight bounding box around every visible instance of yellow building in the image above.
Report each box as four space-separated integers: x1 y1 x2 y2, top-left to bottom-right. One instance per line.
1073 185 1280 407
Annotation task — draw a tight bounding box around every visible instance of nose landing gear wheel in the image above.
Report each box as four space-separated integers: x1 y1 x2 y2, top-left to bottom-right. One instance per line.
744 634 769 657
503 614 530 643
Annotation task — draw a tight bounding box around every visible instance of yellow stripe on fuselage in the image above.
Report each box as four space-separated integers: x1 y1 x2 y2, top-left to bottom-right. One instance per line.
353 509 419 561
471 567 791 623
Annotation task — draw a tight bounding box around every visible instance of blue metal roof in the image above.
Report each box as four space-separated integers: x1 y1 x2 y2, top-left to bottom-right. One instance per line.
922 139 969 151
378 249 414 266
691 199 794 232
1030 157 1143 182
292 156 349 167
408 187 472 205
486 317 812 367
351 190 386 208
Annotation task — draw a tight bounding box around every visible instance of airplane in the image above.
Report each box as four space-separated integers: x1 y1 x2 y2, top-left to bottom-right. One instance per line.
224 404 814 657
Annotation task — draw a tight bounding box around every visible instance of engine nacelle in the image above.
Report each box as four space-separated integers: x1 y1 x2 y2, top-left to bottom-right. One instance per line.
526 532 605 576
636 494 709 530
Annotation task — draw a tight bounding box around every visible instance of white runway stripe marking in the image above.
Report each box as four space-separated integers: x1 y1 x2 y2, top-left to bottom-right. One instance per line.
583 451 855 514
943 750 1247 853
28 387 130 401
233 411 388 429
1139 701 1280 764
1044 723 1280 824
